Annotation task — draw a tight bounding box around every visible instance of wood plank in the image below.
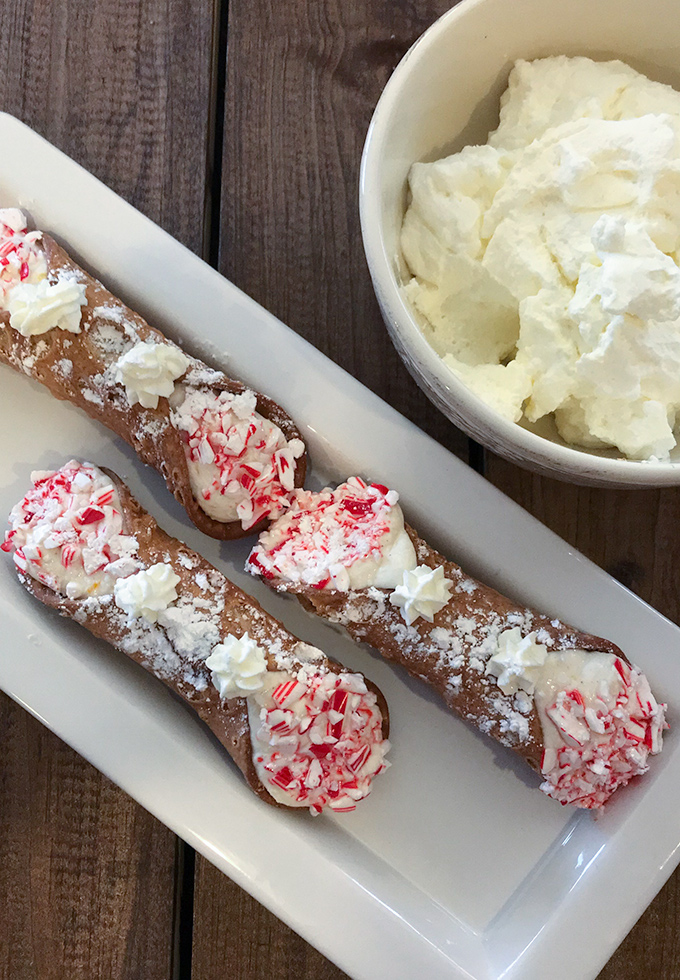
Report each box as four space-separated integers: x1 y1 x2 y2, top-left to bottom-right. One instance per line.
192 861 347 980
0 696 178 980
0 0 212 254
0 0 214 977
484 459 680 979
216 0 467 460
193 1 463 976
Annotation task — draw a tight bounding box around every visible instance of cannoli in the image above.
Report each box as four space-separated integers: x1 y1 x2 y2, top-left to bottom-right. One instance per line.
0 209 306 539
247 478 666 808
3 461 390 814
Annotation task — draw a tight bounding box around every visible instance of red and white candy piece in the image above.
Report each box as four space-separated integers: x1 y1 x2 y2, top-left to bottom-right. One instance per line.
541 657 666 809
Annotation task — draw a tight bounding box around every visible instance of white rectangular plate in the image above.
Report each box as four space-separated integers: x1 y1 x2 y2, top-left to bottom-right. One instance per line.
1 112 679 980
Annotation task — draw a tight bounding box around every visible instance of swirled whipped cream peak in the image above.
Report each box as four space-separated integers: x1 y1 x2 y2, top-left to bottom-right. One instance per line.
484 627 666 808
247 477 417 590
389 565 452 625
485 627 548 695
2 460 141 599
114 563 181 623
401 56 680 460
114 341 189 409
170 386 304 529
205 632 268 697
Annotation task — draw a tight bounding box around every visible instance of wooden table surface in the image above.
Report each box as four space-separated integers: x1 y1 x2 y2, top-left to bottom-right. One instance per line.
1 1 679 978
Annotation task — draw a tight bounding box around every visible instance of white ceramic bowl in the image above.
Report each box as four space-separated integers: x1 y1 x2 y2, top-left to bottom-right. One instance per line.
360 0 680 487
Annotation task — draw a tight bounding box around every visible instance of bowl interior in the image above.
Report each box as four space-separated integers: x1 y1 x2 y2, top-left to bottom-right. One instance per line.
361 0 680 485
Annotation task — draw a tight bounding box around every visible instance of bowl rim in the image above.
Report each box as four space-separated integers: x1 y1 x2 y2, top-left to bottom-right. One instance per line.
358 0 680 485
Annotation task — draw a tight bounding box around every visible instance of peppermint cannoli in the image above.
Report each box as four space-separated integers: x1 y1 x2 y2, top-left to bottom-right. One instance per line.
247 478 666 809
3 461 389 814
0 209 306 539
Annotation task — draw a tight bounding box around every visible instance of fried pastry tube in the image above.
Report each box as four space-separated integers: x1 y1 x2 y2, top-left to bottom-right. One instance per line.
0 209 306 539
3 461 389 814
247 478 666 809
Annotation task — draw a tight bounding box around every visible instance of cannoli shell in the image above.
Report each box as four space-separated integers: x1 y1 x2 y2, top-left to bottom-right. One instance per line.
0 235 307 539
265 525 623 773
15 469 388 806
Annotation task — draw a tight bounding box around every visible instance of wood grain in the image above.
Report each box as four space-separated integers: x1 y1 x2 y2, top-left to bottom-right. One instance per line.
0 0 213 977
217 0 467 460
191 861 348 980
0 0 212 253
0 694 178 980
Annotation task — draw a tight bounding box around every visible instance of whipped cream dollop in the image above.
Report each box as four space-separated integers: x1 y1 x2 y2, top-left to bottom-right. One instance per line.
205 632 268 697
247 477 417 590
247 666 390 813
389 564 452 625
114 341 189 409
7 275 88 337
401 56 680 460
2 460 140 599
0 209 47 305
170 386 304 528
114 563 181 623
485 627 548 695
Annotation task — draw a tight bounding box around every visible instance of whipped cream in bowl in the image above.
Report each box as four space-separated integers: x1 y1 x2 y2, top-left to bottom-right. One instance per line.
361 44 680 486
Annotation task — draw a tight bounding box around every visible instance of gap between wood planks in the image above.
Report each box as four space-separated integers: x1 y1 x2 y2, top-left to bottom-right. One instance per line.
175 1 230 978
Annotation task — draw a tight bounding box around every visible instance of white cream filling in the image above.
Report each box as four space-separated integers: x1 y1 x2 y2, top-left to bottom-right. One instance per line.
532 649 626 767
171 385 303 526
251 482 417 591
331 509 417 590
8 464 140 600
247 672 309 807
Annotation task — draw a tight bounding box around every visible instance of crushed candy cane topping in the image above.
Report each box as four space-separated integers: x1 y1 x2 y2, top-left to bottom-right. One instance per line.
2 460 141 599
0 209 86 336
389 564 452 625
534 649 666 809
247 477 417 590
0 209 47 308
205 632 268 697
170 387 305 529
247 665 390 814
